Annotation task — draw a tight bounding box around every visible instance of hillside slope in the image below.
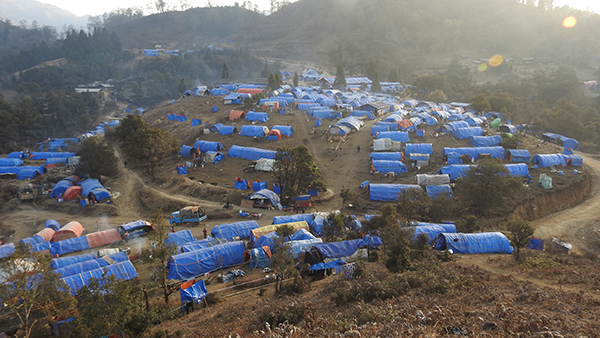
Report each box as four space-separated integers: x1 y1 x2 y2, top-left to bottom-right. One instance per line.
0 0 87 29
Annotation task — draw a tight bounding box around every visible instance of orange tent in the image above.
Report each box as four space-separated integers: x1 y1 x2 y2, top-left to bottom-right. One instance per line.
229 110 245 121
86 228 123 248
36 228 55 242
237 88 263 95
52 221 84 242
62 186 82 201
265 129 282 141
398 120 413 129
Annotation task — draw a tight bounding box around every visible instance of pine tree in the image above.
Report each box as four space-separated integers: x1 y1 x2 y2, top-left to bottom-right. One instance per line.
333 65 346 88
221 63 229 79
293 72 299 86
371 70 382 93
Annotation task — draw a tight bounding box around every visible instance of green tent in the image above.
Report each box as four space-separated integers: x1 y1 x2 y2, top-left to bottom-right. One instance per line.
490 118 502 129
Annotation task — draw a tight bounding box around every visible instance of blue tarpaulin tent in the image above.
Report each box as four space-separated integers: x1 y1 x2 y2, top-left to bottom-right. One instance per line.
249 247 272 268
191 118 201 127
313 239 367 259
167 241 246 280
228 146 276 160
287 238 323 259
531 154 569 167
415 222 456 233
368 184 422 201
80 179 111 201
542 133 578 150
272 214 315 225
176 114 187 122
442 121 469 133
270 125 293 137
50 179 74 198
168 114 176 121
405 143 433 155
181 237 229 253
337 117 363 131
434 232 514 254
0 158 23 166
180 280 207 304
51 254 97 269
443 147 504 160
7 152 25 159
53 252 129 278
424 116 438 126
179 145 193 157
61 261 138 295
166 230 196 247
369 152 403 161
371 125 390 136
376 131 410 143
498 124 518 134
177 166 188 175
249 189 283 209
44 219 60 231
447 152 462 164
507 149 531 163
211 221 259 241
30 152 75 160
0 166 45 179
252 181 267 191
527 238 544 250
0 243 15 259
470 135 502 147
371 160 408 174
240 125 268 137
204 151 224 164
453 127 483 140
425 185 453 199
234 178 249 190
245 112 270 122
414 224 455 244
570 154 583 166
193 140 224 152
49 236 90 256
504 163 530 177
438 165 474 180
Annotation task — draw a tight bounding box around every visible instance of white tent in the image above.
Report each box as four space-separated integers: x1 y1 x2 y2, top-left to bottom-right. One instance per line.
255 158 275 172
416 174 451 186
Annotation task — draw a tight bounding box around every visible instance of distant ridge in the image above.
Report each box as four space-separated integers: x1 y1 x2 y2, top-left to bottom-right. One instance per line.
0 0 88 29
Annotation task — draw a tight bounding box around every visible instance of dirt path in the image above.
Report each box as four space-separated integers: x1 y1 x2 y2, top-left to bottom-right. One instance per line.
530 153 600 253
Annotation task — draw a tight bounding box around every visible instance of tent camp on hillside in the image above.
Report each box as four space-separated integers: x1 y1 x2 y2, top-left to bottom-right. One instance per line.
434 232 513 254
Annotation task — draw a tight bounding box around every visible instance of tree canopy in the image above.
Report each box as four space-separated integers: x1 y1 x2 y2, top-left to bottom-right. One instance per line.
273 145 322 203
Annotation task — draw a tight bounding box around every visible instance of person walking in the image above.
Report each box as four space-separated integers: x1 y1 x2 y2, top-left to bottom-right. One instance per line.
203 227 208 239
356 145 361 152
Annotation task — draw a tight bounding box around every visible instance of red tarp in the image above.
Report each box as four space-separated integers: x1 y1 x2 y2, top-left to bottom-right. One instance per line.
398 120 413 129
52 221 84 242
237 88 263 95
36 228 55 242
86 228 122 248
63 186 82 201
229 110 245 120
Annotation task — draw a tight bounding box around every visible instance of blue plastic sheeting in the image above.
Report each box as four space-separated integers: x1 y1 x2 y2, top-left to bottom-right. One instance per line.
252 181 267 191
542 133 578 150
49 236 90 256
527 238 544 250
425 185 453 199
369 152 403 161
465 117 484 126
168 114 176 121
211 221 259 241
363 235 383 249
376 131 410 143
405 143 433 155
191 118 202 127
0 242 15 259
272 214 315 225
210 123 224 132
350 110 374 120
193 140 223 153
7 152 25 159
570 154 583 166
470 135 502 147
253 232 279 252
434 232 514 254
240 125 268 137
17 169 39 180
29 152 75 160
181 237 229 253
177 166 188 175
228 145 276 160
179 145 193 157
219 126 236 135
46 157 71 165
249 247 271 268
504 163 530 177
49 179 74 198
80 179 105 197
0 158 23 166
337 117 363 131
117 220 150 232
443 121 469 133
54 252 129 278
438 165 474 180
376 122 400 131
249 189 283 209
310 259 347 270
166 230 196 247
415 222 457 233
448 113 465 121
291 228 316 241
313 239 367 259
51 254 97 269
234 178 249 190
364 214 377 221
167 241 246 280
424 116 438 126
443 147 505 160
368 184 422 201
21 235 45 245
210 88 230 96
414 225 453 244
245 112 270 122
61 261 138 295
271 125 293 137
205 151 224 164
0 166 45 178
531 154 569 168
371 125 390 136
453 127 483 140
180 280 207 304
371 160 408 174
287 238 323 259
507 149 531 163
447 152 462 164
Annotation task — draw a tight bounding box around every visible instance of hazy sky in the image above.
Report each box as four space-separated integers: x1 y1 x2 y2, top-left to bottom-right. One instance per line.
40 0 600 17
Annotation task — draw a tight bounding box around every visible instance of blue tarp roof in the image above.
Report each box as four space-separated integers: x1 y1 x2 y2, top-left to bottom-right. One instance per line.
80 179 111 201
119 220 151 232
240 125 269 137
53 252 129 278
313 239 367 259
465 117 484 126
470 135 503 147
0 243 15 259
424 116 438 126
0 166 45 179
45 157 70 165
531 154 569 167
29 152 75 160
507 149 531 163
287 238 323 259
434 232 514 254
193 140 223 152
211 221 259 241
414 224 455 244
425 185 453 199
443 121 469 133
249 189 283 210
228 145 276 160
350 110 374 120
337 117 363 131
61 260 138 295
167 241 246 280
443 147 505 160
272 214 315 225
45 219 61 231
415 222 456 233
570 154 583 166
21 235 46 245
49 236 90 256
542 133 578 150
370 152 403 161
49 178 74 198
7 152 24 159
179 145 193 157
180 280 207 305
368 184 422 201
376 131 410 143
181 237 229 253
50 253 96 269
438 165 474 180
166 230 196 247
271 125 294 137
245 112 270 122
405 143 433 155
371 160 408 175
453 127 483 140
0 158 23 166
371 125 390 136
310 259 347 270
504 163 530 177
